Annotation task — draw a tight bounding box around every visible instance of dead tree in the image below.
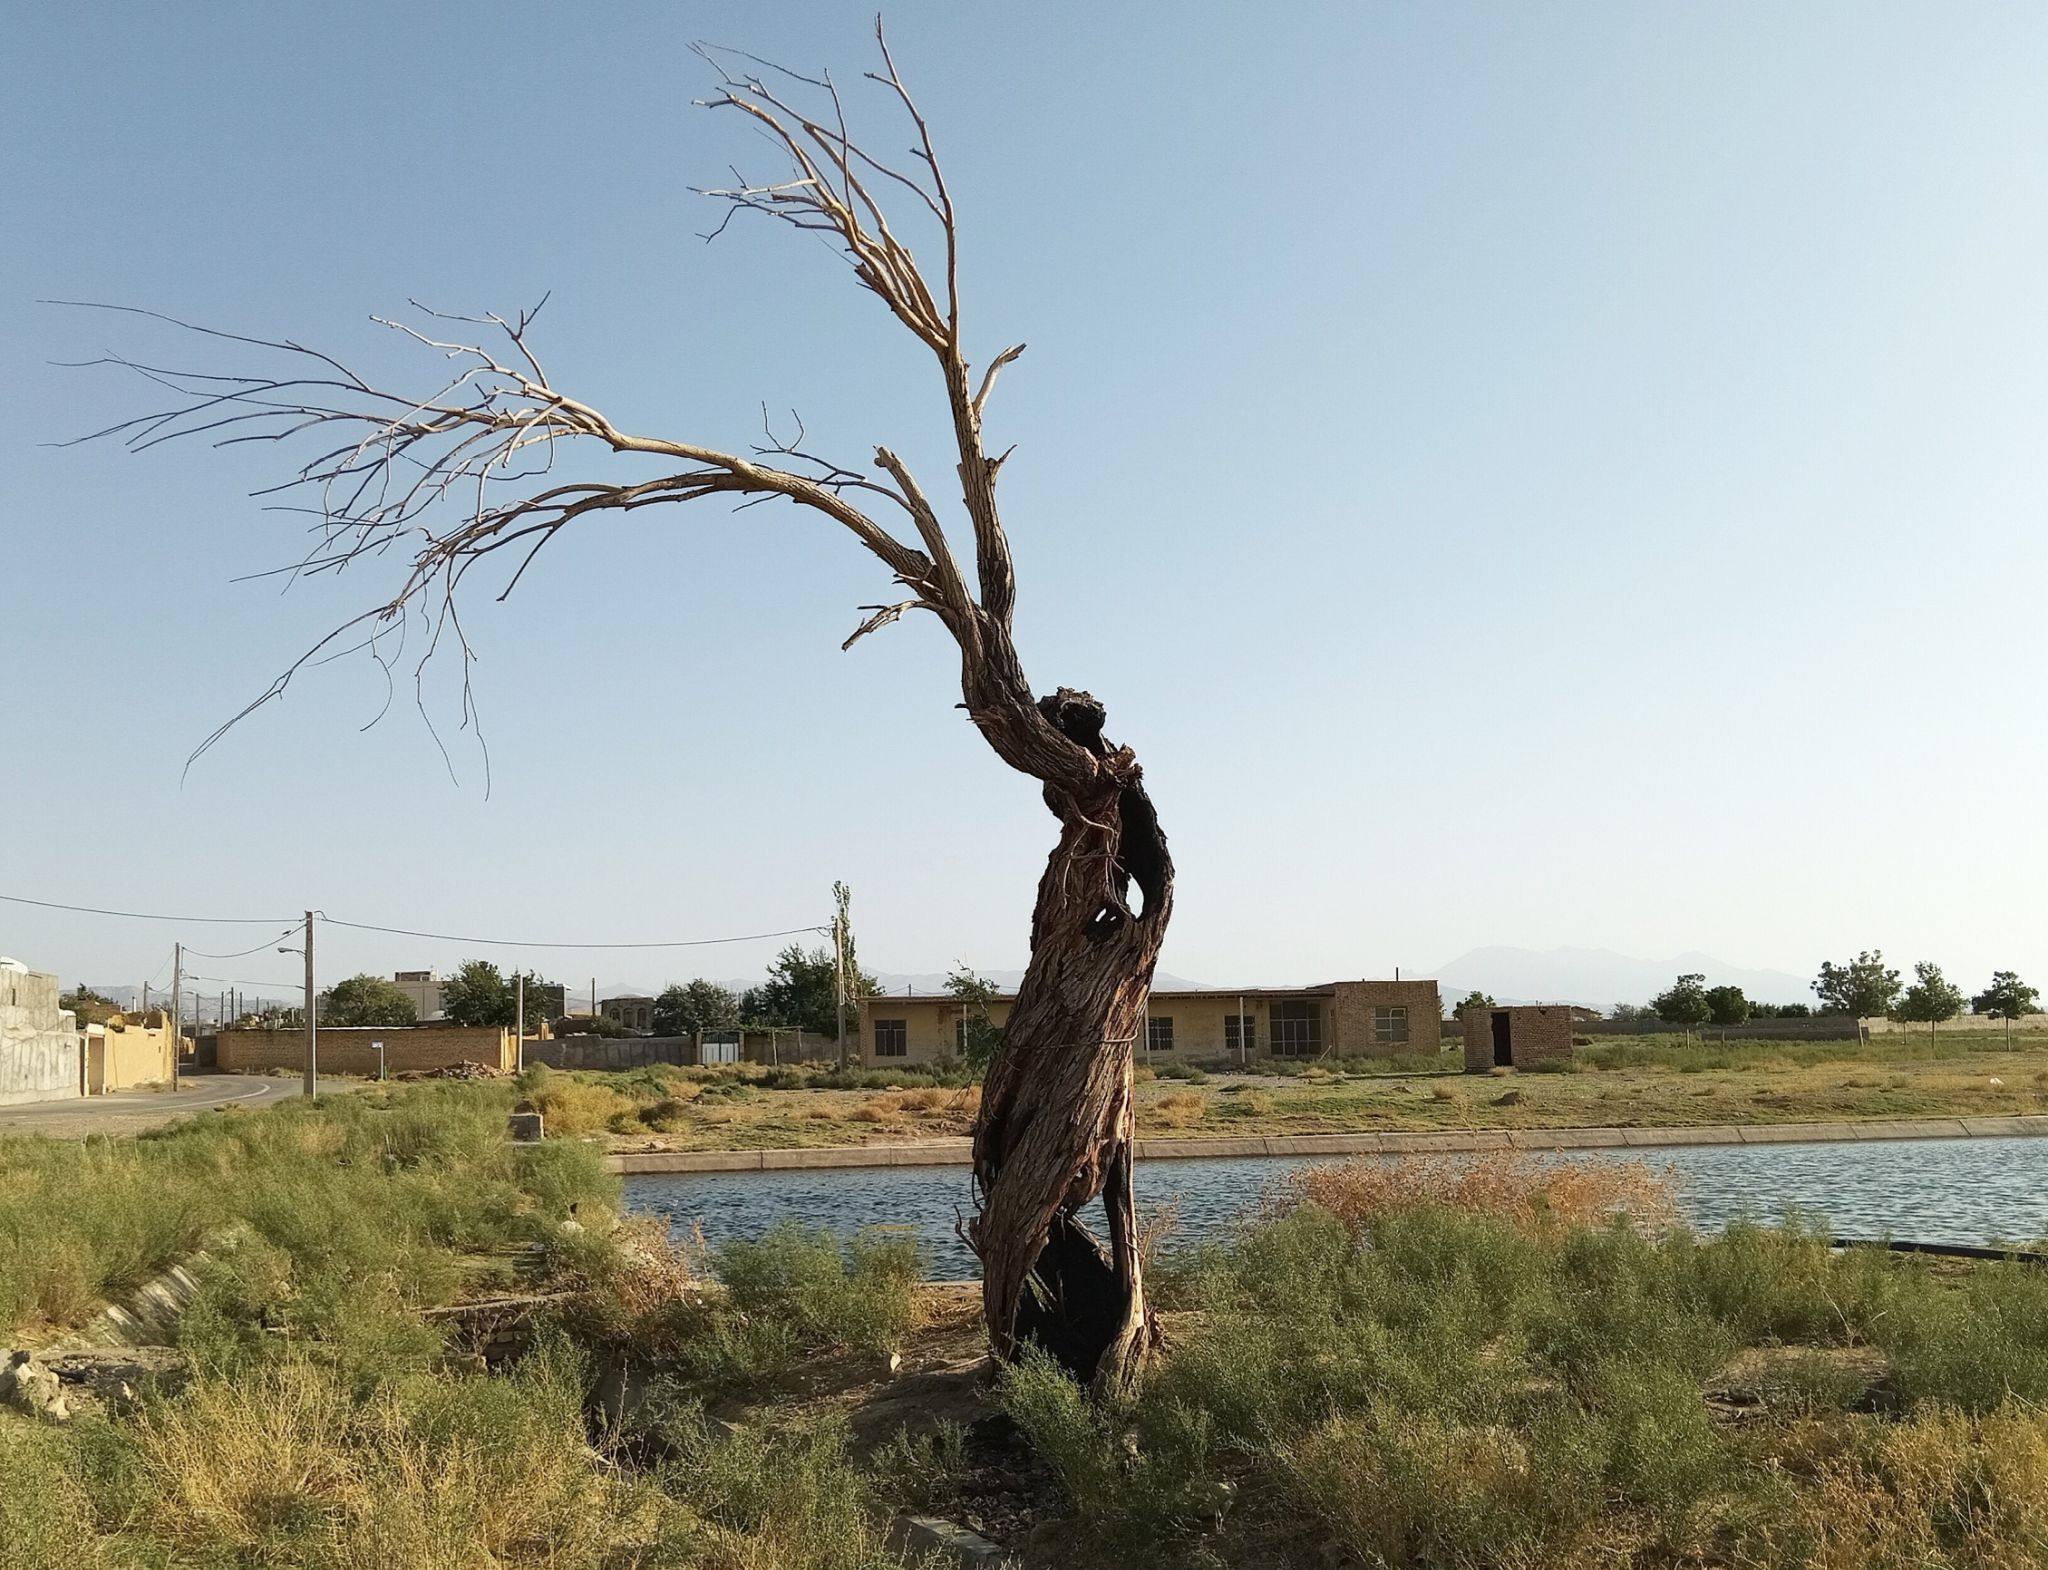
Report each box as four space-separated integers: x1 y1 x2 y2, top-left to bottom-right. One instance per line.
62 25 1170 1392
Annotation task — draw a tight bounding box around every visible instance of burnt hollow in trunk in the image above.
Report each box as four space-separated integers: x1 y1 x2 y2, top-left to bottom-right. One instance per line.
969 688 1173 1392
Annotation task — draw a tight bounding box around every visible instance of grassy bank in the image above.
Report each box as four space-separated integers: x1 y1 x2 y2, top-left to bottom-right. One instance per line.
982 1157 2048 1566
512 1032 2048 1154
0 1083 924 1570
7 1086 2048 1565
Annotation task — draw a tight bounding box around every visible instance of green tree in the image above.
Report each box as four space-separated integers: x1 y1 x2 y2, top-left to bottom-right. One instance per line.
1970 971 2040 1044
742 942 877 1039
60 985 121 1026
318 974 418 1027
1895 961 1965 1044
1812 951 1902 1019
653 979 742 1037
1452 990 1495 1015
441 960 512 1027
1703 985 1750 1028
945 965 1005 1070
1650 973 1711 1032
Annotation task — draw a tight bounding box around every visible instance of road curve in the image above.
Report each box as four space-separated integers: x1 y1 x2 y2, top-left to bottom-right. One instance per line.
0 1073 350 1138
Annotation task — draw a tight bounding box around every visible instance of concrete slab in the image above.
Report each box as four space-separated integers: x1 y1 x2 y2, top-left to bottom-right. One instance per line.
1261 1134 1384 1156
887 1142 974 1167
1507 1127 1628 1149
1737 1122 1860 1144
1619 1126 1742 1147
1382 1131 1512 1153
1849 1120 1970 1142
1960 1116 2039 1138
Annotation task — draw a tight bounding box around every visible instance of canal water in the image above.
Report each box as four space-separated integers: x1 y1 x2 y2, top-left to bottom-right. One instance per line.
622 1136 2048 1279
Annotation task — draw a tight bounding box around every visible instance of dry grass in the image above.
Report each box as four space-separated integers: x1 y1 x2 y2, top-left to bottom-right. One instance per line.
1147 1093 1208 1130
845 1086 980 1126
1274 1152 1678 1233
524 1077 641 1137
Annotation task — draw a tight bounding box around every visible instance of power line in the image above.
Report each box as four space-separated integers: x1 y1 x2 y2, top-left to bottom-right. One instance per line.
183 925 304 961
5 888 829 953
0 892 297 925
316 916 829 950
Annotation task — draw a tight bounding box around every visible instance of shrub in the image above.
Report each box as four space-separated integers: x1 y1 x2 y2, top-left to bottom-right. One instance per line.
1147 1092 1207 1129
1272 1153 1677 1235
1153 1061 1208 1083
714 1221 922 1357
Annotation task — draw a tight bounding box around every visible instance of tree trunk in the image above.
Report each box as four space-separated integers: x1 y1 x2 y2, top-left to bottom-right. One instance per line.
968 688 1173 1395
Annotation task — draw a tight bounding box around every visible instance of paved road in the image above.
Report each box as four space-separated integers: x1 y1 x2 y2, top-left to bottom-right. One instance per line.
0 1073 356 1138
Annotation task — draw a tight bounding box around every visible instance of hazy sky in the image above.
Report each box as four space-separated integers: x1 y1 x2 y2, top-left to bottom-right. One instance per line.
5 2 2044 1002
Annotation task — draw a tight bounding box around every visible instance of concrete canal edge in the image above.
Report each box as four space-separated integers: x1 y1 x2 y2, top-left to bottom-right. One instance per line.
603 1113 2048 1175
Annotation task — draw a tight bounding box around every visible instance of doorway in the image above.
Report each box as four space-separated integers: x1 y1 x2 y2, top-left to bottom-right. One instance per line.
1490 1010 1512 1069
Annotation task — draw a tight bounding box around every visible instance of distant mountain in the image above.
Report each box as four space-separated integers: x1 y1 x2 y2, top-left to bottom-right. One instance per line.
1427 947 1812 1009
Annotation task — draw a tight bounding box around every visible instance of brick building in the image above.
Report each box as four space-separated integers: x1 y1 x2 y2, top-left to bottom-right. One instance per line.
217 1024 514 1076
1461 1004 1574 1073
858 978 1443 1067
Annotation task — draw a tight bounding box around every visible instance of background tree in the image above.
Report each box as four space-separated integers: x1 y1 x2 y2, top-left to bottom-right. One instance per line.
60 985 121 1027
1813 952 1903 1019
1970 971 2040 1044
1895 961 1965 1044
441 960 513 1028
946 965 1005 1070
318 974 418 1028
1651 973 1711 1033
653 980 742 1038
1452 990 1494 1015
1704 984 1750 1028
74 28 1177 1393
743 942 879 1038
1608 1002 1650 1026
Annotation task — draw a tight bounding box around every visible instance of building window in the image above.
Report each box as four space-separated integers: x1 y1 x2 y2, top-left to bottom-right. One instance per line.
1373 1005 1409 1046
873 1019 908 1058
1146 1016 1174 1053
1224 1013 1256 1056
1271 1001 1322 1057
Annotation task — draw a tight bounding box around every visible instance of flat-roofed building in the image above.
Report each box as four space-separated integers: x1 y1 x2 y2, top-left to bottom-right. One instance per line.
857 978 1442 1067
601 994 656 1034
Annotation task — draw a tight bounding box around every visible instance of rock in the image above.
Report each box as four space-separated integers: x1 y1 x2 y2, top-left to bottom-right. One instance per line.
1493 1090 1525 1106
1 1352 71 1423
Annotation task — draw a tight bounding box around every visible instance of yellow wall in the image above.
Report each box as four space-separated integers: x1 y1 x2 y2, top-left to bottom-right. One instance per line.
858 979 1444 1066
98 1018 176 1090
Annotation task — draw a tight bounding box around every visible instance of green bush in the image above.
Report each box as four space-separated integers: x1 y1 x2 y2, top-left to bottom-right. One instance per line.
714 1220 922 1358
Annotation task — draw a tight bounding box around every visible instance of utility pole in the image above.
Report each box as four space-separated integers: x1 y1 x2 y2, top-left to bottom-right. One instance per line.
515 972 525 1074
170 943 182 1090
833 909 847 1068
302 911 316 1099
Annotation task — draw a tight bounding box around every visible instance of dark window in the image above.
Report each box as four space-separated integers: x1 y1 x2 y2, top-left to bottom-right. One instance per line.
873 1019 908 1058
1271 1001 1322 1057
1146 1016 1174 1053
1373 1005 1409 1046
1224 1013 1256 1055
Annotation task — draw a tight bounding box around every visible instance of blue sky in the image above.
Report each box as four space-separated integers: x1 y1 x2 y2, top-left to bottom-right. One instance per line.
5 2 2044 1003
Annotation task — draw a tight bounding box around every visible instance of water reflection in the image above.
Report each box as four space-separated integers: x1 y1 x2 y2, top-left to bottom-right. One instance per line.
623 1135 2048 1279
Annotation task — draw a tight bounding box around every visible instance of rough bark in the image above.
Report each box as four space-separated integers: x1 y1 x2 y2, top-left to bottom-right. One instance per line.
966 687 1173 1392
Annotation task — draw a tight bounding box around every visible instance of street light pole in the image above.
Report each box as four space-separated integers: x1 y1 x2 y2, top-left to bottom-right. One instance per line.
300 912 316 1098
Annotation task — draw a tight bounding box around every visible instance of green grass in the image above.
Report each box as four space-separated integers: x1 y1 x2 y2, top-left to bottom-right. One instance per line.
0 1082 611 1337
997 1184 2048 1567
0 1084 921 1570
